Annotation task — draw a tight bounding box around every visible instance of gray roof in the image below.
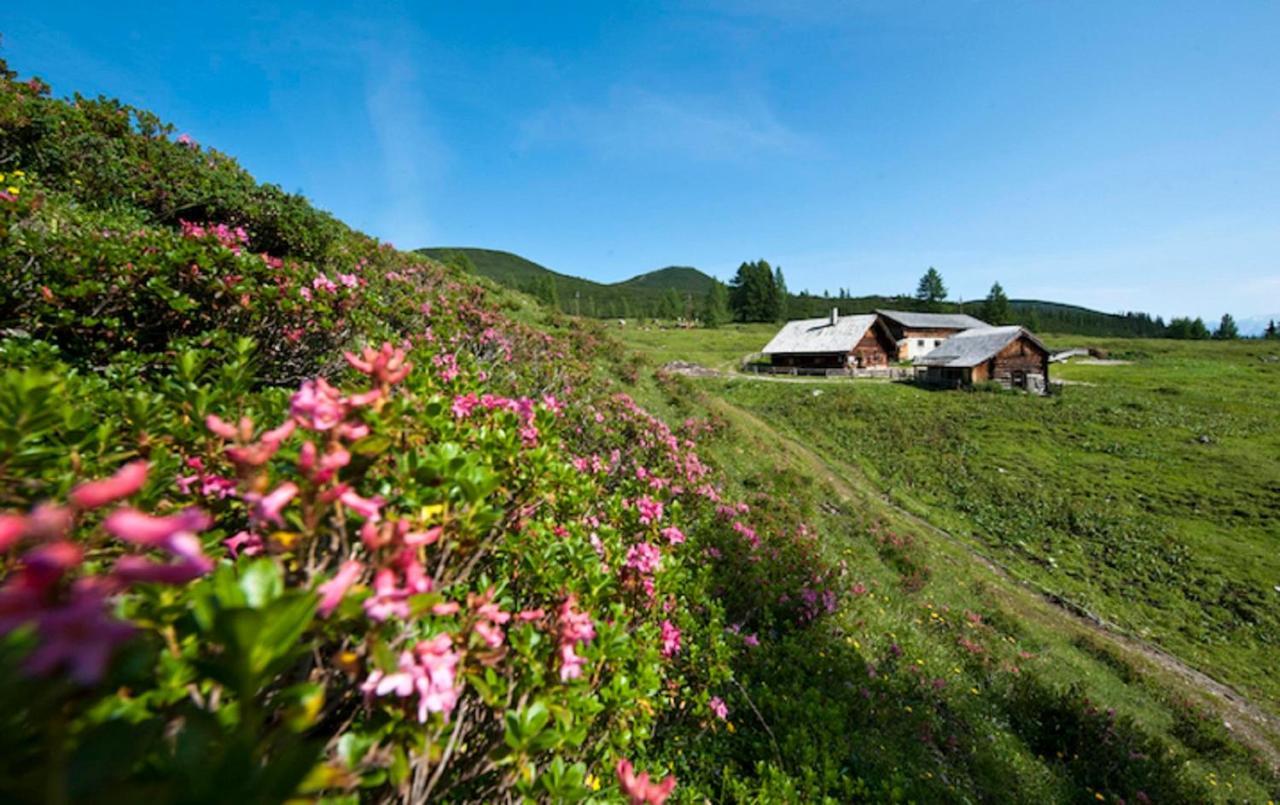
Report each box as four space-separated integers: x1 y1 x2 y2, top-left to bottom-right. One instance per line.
915 326 1046 367
876 309 989 330
761 314 878 355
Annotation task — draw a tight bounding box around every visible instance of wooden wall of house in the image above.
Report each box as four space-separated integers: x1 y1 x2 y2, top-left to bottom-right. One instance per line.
990 336 1049 385
851 327 894 366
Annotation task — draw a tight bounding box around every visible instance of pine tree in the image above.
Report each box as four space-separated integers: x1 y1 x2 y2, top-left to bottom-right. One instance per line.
915 267 947 306
981 282 1011 325
701 281 730 328
1266 319 1278 339
772 266 788 321
728 260 780 322
1213 313 1239 340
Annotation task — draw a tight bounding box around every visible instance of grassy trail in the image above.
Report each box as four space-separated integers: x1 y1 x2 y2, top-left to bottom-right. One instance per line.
705 393 1280 772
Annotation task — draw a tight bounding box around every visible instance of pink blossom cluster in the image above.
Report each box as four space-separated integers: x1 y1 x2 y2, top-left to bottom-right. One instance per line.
179 220 248 254
0 461 214 683
451 392 542 447
175 456 236 500
616 759 676 805
344 342 412 391
362 634 461 721
556 595 595 681
659 619 681 658
633 495 664 525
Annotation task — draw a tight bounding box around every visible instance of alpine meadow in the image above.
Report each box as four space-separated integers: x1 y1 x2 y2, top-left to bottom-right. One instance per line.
2 4 1280 804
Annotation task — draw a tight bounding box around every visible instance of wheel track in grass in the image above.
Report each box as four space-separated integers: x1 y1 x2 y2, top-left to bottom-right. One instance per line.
704 394 1280 774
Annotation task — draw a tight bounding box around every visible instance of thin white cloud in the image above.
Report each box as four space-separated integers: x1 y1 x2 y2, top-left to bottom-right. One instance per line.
362 49 443 247
521 87 812 163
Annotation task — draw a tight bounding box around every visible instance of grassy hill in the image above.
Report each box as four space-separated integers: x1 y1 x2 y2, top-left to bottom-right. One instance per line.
422 247 1169 337
419 247 715 318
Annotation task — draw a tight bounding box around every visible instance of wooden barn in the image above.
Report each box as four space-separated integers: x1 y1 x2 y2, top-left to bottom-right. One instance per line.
761 309 897 370
914 326 1051 392
876 309 991 360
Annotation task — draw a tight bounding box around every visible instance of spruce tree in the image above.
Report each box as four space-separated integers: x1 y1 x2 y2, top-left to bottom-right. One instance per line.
1213 313 1239 340
915 267 947 306
701 281 730 328
1266 319 1278 339
982 282 1011 324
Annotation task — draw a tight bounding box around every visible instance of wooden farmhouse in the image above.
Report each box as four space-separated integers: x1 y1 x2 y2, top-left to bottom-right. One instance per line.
761 309 897 370
915 326 1050 392
875 309 991 360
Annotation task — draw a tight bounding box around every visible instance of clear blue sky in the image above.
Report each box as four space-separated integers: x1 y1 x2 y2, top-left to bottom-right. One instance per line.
4 1 1279 325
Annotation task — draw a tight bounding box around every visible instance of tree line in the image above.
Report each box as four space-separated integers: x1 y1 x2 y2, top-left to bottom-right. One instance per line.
511 256 1265 340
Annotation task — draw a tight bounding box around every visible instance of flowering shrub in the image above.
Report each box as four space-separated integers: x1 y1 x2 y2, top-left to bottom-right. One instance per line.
0 58 853 802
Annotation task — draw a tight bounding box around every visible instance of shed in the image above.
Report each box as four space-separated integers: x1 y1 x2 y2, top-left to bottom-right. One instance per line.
915 326 1050 392
761 310 897 370
875 309 990 360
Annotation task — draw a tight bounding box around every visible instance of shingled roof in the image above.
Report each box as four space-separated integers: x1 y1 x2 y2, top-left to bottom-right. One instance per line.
760 313 879 355
914 326 1046 367
876 309 989 330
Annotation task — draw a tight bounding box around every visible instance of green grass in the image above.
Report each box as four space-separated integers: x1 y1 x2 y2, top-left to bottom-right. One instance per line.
623 361 1280 801
611 322 778 369
670 338 1280 716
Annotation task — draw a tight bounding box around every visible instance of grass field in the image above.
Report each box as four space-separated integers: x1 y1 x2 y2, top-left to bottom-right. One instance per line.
623 352 1280 801
622 329 1280 716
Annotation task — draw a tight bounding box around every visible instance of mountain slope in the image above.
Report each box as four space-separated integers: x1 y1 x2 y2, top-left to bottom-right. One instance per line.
422 248 1169 337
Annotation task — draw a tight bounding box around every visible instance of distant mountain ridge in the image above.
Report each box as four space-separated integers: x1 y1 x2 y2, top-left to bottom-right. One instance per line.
418 247 715 317
418 246 1169 336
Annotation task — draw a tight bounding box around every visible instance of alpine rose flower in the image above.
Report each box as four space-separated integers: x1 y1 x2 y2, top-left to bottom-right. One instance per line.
709 695 729 720
557 595 595 681
69 461 148 510
615 759 676 805
318 560 364 617
660 619 681 658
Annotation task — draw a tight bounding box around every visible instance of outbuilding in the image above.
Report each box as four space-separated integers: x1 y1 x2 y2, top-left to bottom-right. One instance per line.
761 309 898 371
915 326 1050 392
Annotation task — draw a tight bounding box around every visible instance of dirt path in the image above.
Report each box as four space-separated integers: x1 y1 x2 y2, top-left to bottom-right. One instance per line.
706 395 1280 772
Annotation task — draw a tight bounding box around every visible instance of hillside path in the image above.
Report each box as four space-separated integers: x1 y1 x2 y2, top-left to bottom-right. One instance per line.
705 395 1280 773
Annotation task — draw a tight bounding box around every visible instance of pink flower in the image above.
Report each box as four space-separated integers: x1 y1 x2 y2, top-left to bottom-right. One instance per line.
363 569 410 621
205 414 241 440
413 634 461 720
344 342 411 387
557 595 595 681
22 586 135 684
113 553 210 585
318 560 364 617
469 588 510 650
245 482 298 527
659 619 681 658
660 526 685 545
224 531 263 558
708 696 729 720
362 635 462 721
70 461 148 510
290 378 346 431
103 507 211 549
624 542 661 575
616 759 676 805
635 496 664 525
340 489 382 521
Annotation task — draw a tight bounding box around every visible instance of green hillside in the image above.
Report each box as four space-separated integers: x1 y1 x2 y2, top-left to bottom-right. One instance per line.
422 248 1168 337
419 247 715 318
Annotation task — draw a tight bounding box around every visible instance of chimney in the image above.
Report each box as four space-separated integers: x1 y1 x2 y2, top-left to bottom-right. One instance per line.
830 308 839 326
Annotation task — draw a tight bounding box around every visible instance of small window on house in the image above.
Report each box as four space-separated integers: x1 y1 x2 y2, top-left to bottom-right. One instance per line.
934 339 942 347
917 339 925 347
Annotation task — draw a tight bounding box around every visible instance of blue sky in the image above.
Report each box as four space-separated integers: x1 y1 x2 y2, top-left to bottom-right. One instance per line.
4 1 1279 324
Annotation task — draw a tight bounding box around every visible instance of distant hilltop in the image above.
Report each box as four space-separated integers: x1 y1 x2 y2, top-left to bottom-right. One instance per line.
418 246 1174 338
